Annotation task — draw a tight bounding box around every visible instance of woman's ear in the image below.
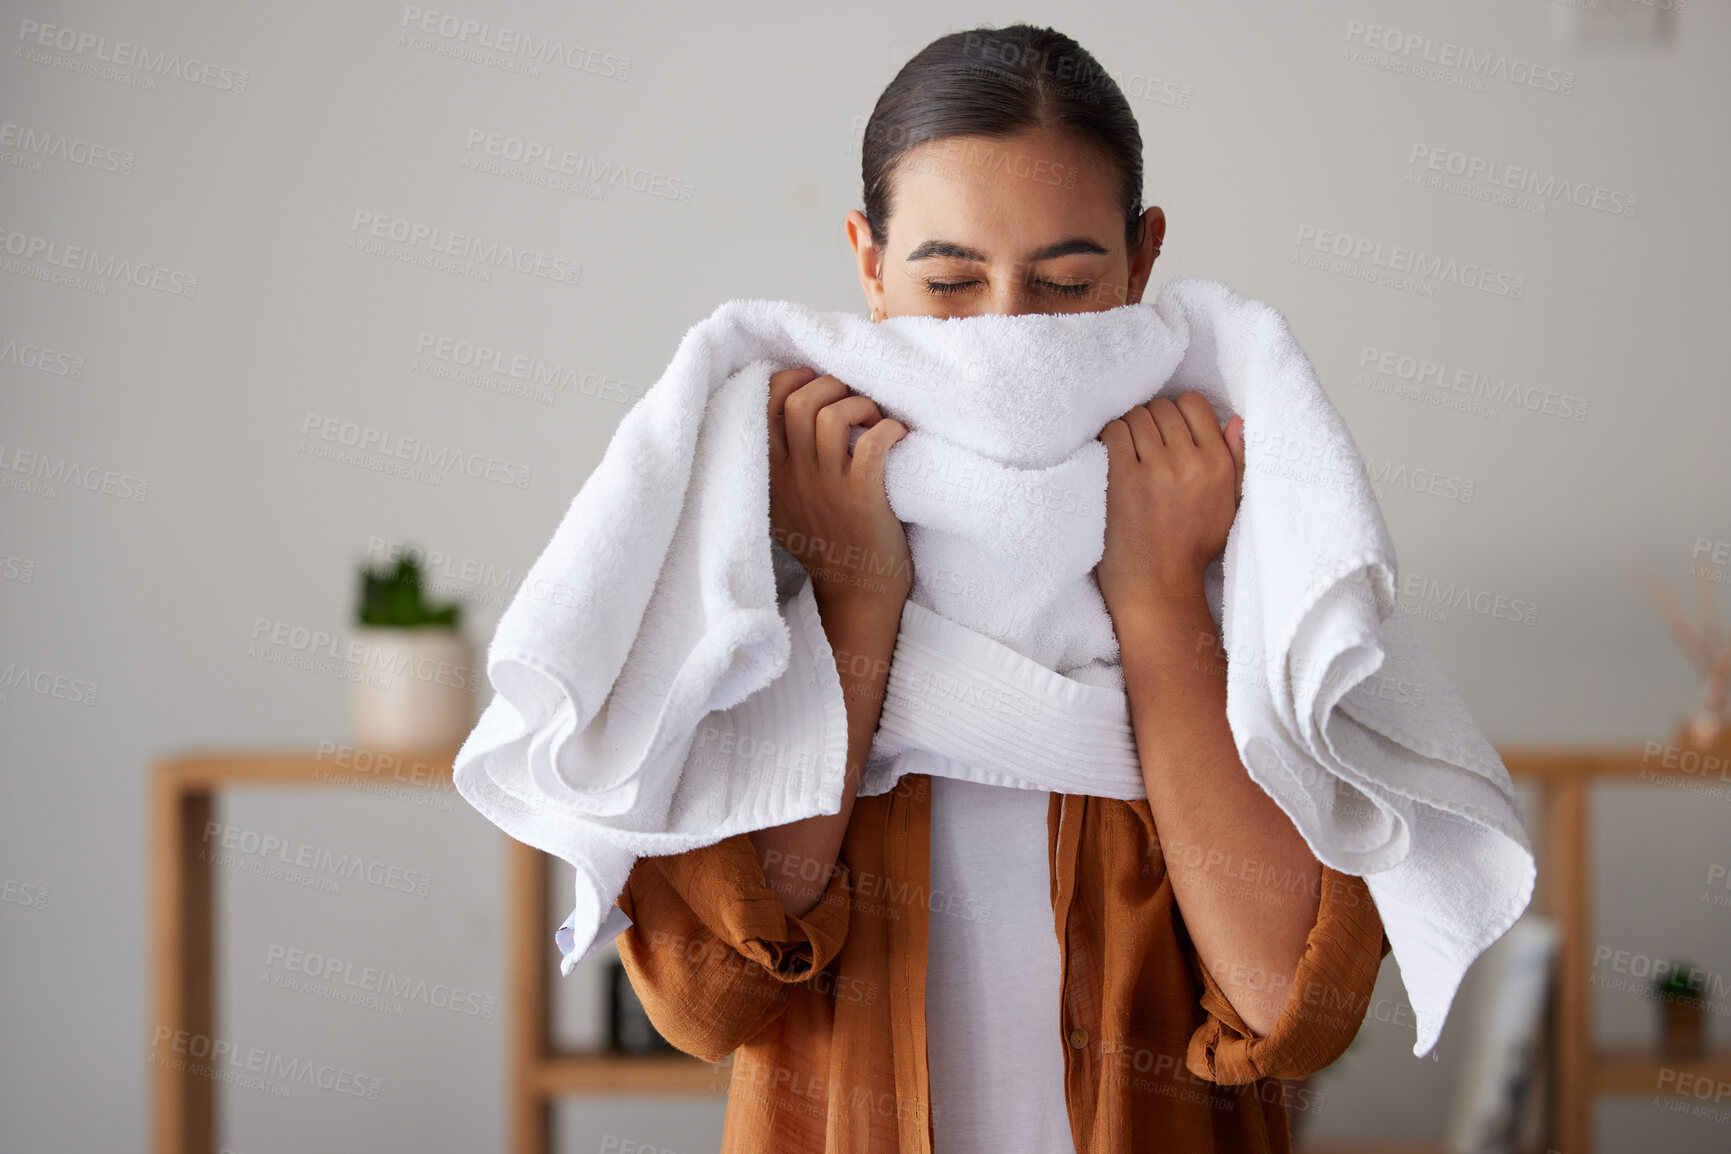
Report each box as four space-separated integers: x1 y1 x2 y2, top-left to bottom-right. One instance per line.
845 209 886 320
1125 205 1165 306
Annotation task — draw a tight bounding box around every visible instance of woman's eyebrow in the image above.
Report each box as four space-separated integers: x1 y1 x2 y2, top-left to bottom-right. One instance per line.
904 237 1110 262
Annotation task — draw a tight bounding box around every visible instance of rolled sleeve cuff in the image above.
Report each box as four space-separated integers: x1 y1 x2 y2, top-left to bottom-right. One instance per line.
652 831 853 982
1187 866 1391 1084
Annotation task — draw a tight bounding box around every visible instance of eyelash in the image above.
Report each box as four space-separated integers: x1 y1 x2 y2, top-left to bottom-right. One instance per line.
923 279 1091 298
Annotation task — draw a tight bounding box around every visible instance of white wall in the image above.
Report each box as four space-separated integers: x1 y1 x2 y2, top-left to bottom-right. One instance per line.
2 0 1727 1151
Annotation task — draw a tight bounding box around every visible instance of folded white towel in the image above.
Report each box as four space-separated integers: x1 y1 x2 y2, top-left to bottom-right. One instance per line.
453 277 1534 1058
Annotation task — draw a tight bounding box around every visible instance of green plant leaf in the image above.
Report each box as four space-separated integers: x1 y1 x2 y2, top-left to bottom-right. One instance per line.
356 550 463 630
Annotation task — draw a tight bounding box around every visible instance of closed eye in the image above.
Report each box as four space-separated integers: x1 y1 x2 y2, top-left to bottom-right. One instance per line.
923 279 1092 298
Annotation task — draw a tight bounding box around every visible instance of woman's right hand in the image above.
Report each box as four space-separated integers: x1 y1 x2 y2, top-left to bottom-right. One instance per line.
768 367 912 609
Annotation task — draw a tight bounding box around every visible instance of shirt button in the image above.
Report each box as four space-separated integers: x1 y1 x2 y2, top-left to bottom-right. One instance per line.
1068 1027 1089 1049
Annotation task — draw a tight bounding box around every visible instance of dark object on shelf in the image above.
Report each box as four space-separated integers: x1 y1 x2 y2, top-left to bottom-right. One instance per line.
607 958 677 1055
1654 961 1707 1057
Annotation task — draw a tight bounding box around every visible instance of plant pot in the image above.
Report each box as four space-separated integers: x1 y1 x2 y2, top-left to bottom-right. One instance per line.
349 626 479 751
1658 992 1705 1057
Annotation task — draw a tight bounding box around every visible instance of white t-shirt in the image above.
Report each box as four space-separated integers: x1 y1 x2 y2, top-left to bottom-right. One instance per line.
924 774 1074 1151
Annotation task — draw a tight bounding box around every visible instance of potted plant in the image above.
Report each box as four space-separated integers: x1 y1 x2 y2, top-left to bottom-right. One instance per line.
350 551 477 750
1634 565 1731 750
1653 961 1706 1057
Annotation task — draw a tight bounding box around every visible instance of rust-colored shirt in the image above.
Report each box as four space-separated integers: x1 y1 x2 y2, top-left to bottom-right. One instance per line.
615 771 1390 1152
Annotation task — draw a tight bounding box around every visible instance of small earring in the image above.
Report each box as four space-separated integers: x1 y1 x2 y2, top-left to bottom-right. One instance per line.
871 307 884 323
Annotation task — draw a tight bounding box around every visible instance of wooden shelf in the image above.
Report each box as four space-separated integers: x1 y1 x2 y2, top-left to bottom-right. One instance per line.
151 746 465 1154
1591 1049 1731 1095
152 740 1731 1154
530 1053 726 1096
154 745 457 788
1498 740 1731 1154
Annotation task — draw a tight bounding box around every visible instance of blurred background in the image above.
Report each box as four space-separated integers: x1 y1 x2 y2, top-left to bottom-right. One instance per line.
2 0 1727 1151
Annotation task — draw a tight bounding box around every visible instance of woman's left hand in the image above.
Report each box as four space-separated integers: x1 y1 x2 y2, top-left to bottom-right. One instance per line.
1096 393 1246 621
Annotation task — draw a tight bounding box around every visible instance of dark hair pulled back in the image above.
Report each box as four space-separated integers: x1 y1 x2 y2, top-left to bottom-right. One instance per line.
861 24 1146 254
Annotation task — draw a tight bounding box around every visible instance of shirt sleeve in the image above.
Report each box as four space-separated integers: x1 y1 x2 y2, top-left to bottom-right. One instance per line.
1185 866 1391 1084
613 831 853 1063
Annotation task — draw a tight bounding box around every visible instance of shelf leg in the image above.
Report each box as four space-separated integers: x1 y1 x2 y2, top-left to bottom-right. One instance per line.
510 838 551 1154
1549 777 1589 1154
152 781 215 1154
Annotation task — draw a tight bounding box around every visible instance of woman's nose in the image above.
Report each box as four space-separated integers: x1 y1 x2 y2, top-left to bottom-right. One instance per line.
984 283 1039 317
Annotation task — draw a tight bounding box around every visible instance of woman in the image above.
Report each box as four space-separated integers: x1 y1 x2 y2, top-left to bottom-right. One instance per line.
615 24 1389 1153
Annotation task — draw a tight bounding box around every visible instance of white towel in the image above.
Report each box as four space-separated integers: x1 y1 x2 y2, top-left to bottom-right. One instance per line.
453 276 1534 1058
